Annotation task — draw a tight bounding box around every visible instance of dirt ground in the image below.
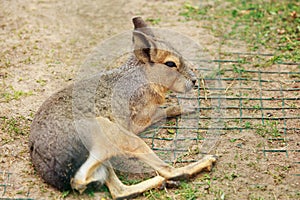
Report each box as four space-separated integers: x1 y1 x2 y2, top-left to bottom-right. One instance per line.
0 0 299 200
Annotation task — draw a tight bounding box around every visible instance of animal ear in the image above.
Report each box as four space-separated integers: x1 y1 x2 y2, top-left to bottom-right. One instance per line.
133 17 148 29
132 31 157 63
132 17 155 37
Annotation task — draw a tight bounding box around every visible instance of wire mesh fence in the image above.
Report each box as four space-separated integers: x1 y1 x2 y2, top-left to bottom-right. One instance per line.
1 52 299 198
0 171 11 198
140 52 299 174
0 171 33 200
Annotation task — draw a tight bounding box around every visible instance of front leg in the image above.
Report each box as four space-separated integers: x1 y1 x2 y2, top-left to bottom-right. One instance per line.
153 105 196 122
129 105 184 133
129 103 197 134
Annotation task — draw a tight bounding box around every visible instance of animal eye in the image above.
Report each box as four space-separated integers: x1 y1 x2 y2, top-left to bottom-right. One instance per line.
164 61 177 68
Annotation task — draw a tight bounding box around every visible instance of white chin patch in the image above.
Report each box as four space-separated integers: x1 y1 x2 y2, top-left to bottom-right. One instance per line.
185 81 193 92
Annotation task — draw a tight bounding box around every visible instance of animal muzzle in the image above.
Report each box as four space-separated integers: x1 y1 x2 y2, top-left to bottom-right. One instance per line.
187 70 198 90
185 78 196 92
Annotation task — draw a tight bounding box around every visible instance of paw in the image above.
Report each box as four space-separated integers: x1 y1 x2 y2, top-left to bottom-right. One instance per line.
165 105 182 116
203 154 218 162
202 155 218 171
70 178 87 194
181 106 197 115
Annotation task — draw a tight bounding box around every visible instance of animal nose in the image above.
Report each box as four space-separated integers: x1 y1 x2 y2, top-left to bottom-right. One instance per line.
192 79 197 85
191 77 197 86
191 77 198 89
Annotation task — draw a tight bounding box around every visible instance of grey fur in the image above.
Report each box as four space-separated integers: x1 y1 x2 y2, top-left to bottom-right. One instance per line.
29 17 197 192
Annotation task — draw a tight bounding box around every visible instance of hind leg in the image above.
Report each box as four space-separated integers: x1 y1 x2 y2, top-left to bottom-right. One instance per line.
70 118 116 193
71 117 167 196
105 163 165 200
97 117 217 183
129 137 217 180
71 154 109 193
72 117 216 196
72 158 165 199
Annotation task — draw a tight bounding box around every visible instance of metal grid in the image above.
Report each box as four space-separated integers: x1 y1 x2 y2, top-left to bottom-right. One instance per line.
0 171 33 199
0 171 11 197
140 52 300 176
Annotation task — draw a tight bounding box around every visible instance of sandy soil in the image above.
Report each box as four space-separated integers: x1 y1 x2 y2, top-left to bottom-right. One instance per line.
0 0 299 200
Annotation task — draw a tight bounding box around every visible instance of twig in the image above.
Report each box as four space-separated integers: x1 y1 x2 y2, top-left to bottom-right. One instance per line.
225 79 236 94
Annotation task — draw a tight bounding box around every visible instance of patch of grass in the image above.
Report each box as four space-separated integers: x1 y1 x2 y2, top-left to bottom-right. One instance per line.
255 121 281 138
233 64 246 74
165 120 176 126
36 78 47 86
146 18 161 25
224 172 239 181
229 138 237 142
243 121 252 129
210 188 226 200
145 178 211 199
167 128 176 134
1 116 30 137
61 190 70 198
143 189 170 200
175 181 198 200
117 173 143 185
180 1 300 62
0 85 33 102
253 104 261 110
179 3 211 20
228 1 300 61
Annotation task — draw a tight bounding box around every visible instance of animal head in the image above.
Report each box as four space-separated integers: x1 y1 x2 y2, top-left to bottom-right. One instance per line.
132 17 197 93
